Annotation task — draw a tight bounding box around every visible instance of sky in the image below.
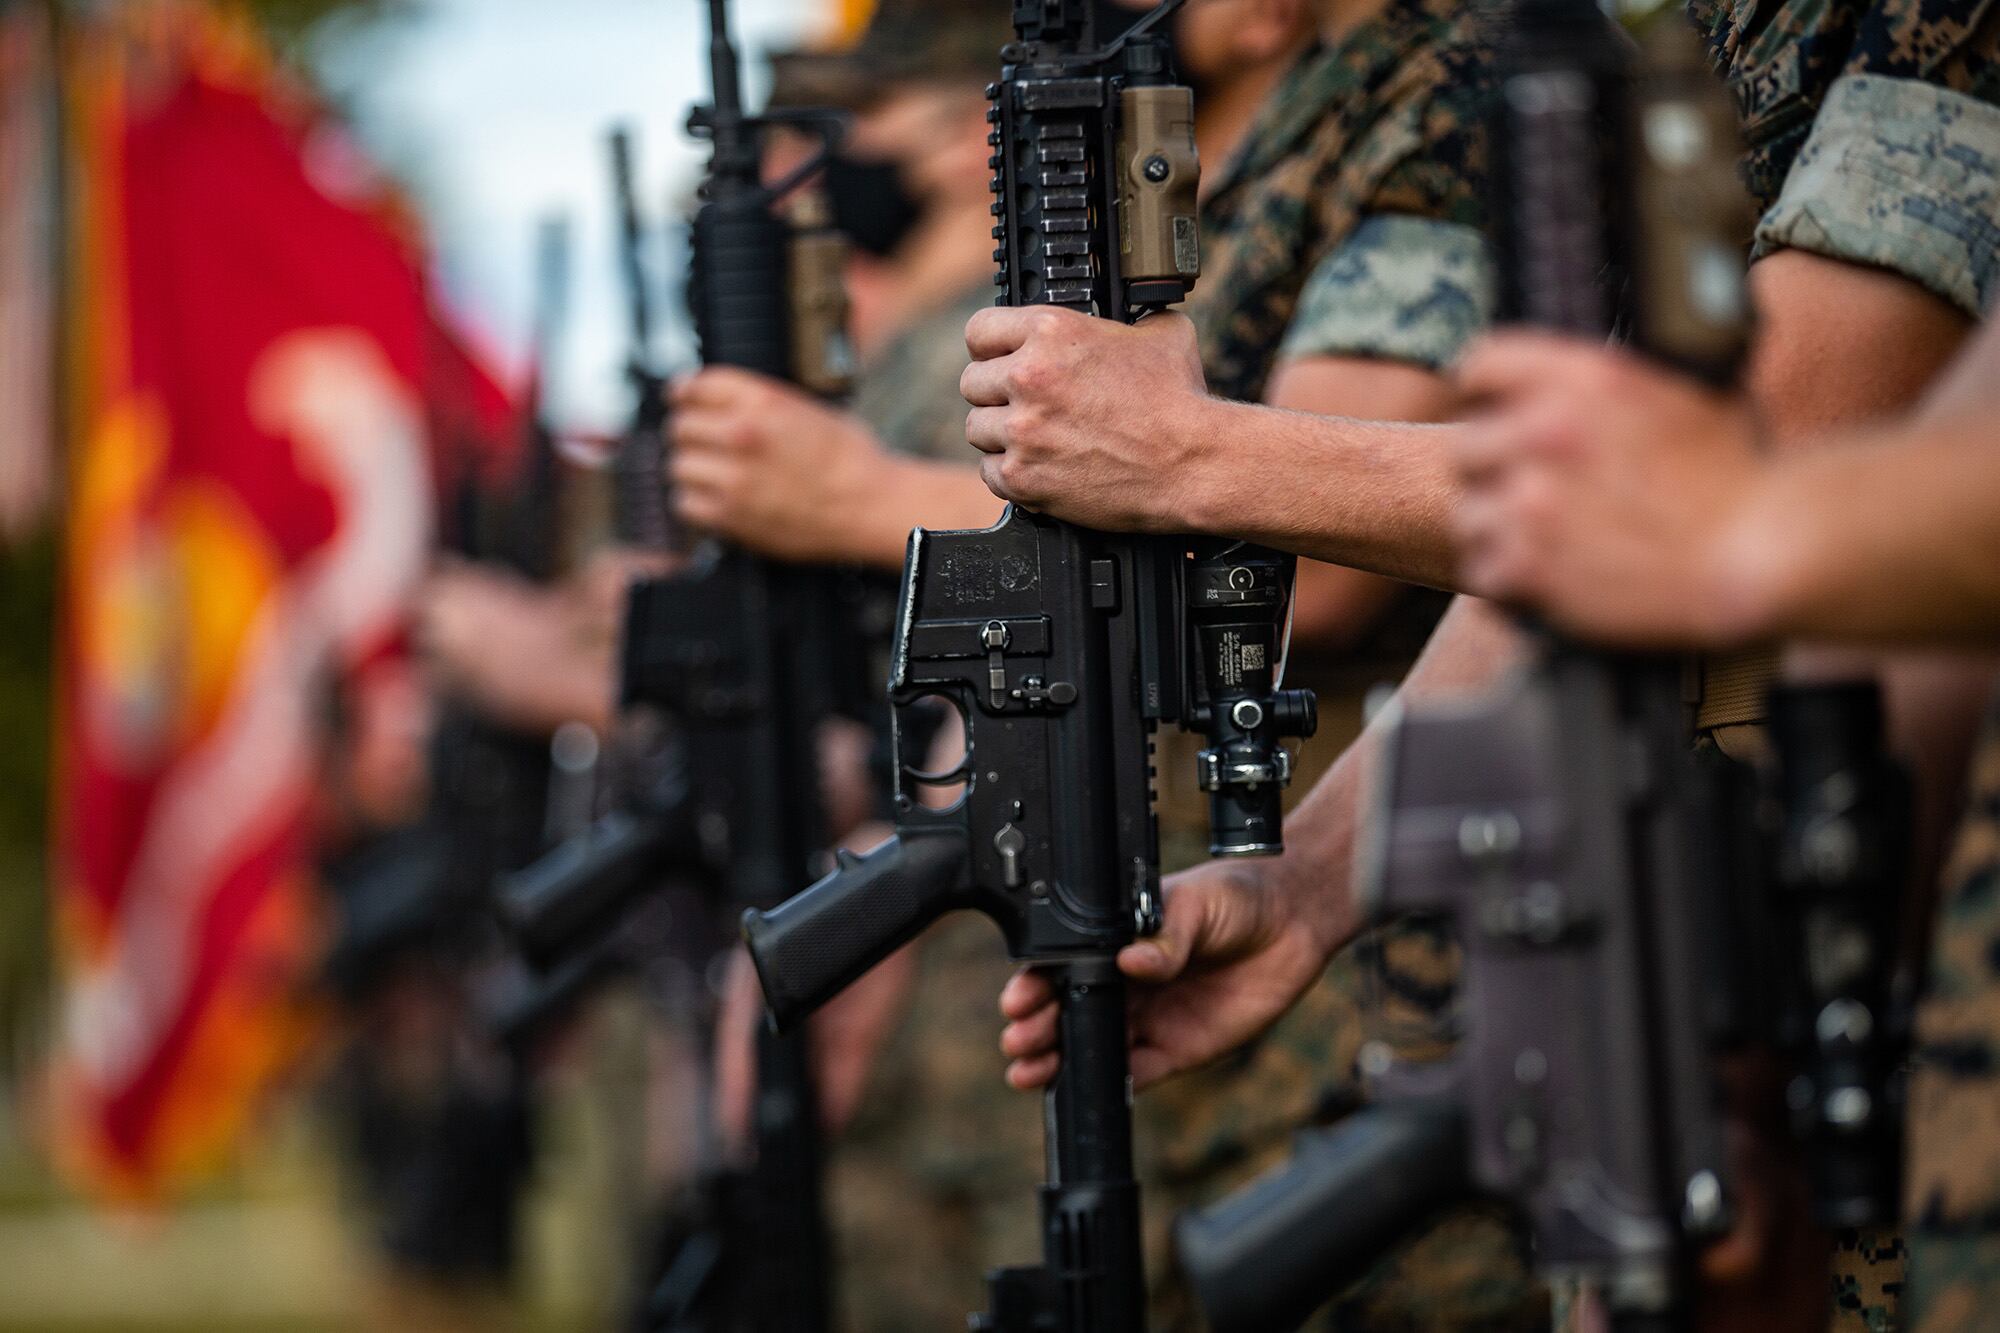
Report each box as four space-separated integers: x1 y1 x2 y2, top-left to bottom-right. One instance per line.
315 0 823 435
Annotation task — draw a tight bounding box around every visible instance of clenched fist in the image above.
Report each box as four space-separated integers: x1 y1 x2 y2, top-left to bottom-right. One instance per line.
960 305 1221 532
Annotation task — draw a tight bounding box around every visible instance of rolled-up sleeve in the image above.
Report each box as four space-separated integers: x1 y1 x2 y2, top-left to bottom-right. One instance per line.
1278 214 1496 371
1756 73 2000 318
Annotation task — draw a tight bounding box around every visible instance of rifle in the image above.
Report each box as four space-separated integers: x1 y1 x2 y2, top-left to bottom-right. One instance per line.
610 124 675 554
510 4 859 1326
1177 6 1759 1330
498 129 694 970
741 4 1315 1328
1767 682 1910 1229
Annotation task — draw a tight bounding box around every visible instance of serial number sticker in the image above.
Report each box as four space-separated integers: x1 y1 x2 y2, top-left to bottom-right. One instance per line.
1241 643 1267 671
1216 631 1244 687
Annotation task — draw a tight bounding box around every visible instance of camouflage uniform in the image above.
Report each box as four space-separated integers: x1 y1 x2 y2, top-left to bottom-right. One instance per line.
1906 697 2000 1332
1680 6 2000 1329
826 280 1043 1332
1687 0 2000 318
1142 6 1546 1330
849 283 994 466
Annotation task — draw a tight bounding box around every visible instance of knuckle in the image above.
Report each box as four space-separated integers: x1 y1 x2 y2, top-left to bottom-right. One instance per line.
1009 354 1051 398
994 454 1032 499
1516 474 1560 527
1005 406 1043 454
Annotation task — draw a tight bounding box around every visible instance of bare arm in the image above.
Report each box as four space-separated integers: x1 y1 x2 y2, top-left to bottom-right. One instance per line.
836 455 1007 568
1182 399 1463 587
1745 251 1974 442
962 307 1466 587
1726 411 2000 645
1698 254 1986 643
1264 355 1462 644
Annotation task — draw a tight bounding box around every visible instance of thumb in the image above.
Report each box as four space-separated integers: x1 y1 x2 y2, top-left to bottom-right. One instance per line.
1119 879 1215 983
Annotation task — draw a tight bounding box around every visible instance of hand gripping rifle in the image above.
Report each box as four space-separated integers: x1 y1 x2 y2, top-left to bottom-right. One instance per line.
742 4 1316 1328
1177 7 1759 1329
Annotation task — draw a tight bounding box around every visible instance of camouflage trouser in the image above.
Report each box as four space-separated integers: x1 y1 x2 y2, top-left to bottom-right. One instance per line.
1904 697 2000 1332
1832 1229 1908 1333
828 914 1041 1332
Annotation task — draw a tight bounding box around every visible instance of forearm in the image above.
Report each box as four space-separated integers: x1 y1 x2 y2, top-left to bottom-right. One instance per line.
1184 397 1463 588
838 456 1005 570
1730 418 2000 645
1266 596 1525 955
1263 355 1460 645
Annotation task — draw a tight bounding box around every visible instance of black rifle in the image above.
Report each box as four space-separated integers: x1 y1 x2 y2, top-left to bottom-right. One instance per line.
512 4 858 1328
742 4 1315 1328
610 124 675 554
476 144 691 1036
329 204 580 996
497 128 693 973
1767 681 1911 1229
1177 7 1758 1330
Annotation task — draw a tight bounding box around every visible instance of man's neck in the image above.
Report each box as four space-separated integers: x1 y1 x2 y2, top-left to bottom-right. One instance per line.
1196 48 1306 179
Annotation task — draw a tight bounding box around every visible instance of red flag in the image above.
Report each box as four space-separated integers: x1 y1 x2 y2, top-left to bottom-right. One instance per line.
56 7 441 1198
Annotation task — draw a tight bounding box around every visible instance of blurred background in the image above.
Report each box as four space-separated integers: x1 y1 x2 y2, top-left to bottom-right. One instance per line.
0 1 852 1327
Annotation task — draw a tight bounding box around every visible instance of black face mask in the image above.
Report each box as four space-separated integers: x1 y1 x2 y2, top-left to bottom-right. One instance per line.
823 152 926 259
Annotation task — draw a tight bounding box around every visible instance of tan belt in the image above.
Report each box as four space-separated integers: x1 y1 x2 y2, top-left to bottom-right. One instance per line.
1688 643 1781 732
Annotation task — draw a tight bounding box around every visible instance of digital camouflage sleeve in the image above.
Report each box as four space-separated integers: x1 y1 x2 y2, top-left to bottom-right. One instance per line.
1689 0 2000 316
